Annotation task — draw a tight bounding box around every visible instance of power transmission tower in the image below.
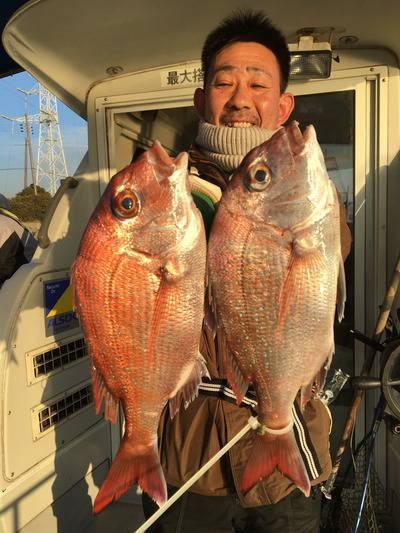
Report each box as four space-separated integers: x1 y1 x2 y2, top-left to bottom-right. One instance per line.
0 88 39 194
35 84 68 195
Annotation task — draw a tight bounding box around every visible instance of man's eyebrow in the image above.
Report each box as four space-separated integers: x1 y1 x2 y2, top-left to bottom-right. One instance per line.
213 65 272 78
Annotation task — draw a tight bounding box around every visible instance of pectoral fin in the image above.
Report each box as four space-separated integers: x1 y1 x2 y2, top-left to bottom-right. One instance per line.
276 250 326 338
149 270 179 362
218 329 249 405
92 365 119 424
168 354 210 418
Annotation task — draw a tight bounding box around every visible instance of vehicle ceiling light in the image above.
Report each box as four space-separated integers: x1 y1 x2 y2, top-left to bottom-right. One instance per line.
288 35 332 80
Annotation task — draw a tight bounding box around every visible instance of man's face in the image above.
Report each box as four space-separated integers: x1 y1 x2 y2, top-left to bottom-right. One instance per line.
194 41 294 129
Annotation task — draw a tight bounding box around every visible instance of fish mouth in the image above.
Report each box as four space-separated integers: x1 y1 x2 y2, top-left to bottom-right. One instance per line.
285 121 306 156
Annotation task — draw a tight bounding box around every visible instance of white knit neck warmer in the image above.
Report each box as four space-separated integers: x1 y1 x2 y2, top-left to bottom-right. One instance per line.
195 120 277 172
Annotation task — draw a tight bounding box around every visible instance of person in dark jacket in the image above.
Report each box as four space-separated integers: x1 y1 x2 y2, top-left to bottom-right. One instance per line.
142 10 351 532
0 192 37 287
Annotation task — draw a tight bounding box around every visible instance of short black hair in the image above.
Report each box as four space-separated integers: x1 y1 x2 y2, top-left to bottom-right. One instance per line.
201 10 290 93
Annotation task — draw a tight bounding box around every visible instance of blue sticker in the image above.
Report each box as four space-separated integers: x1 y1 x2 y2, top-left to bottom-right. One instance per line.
43 278 79 336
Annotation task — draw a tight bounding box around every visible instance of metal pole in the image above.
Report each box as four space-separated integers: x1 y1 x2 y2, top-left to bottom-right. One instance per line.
25 114 37 195
23 135 28 189
134 416 260 533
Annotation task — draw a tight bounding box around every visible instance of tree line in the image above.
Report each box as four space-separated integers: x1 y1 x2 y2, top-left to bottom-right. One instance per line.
8 185 52 222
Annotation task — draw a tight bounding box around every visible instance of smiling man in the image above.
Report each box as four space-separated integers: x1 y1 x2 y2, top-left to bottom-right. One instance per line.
142 10 351 533
195 41 293 129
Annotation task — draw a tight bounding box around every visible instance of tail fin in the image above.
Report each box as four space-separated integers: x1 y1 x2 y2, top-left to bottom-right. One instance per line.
242 429 310 497
93 438 167 514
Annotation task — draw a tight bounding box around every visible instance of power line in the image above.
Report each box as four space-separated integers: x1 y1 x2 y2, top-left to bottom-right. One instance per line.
1 86 41 193
0 104 38 192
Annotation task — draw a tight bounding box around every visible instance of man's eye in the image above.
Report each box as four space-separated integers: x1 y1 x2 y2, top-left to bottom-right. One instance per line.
213 78 233 86
251 84 267 89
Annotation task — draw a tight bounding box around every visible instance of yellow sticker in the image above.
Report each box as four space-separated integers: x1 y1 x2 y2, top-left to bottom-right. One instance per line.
46 285 73 318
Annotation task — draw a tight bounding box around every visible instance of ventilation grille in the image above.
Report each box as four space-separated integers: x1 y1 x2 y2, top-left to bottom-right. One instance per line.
33 383 93 439
28 337 87 383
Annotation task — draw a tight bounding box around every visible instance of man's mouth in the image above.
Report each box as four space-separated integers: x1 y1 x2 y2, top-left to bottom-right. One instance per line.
225 121 255 128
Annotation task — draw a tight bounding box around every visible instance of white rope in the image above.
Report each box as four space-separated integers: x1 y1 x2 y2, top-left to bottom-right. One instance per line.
134 416 260 533
257 418 293 436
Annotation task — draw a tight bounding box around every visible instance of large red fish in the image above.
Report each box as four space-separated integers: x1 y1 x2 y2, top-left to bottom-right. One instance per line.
208 122 345 496
71 142 208 512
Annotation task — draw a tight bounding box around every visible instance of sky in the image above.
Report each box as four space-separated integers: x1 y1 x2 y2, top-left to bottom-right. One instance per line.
0 71 88 198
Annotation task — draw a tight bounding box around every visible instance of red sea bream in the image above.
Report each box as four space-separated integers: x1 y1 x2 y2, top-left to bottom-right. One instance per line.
208 122 345 496
71 142 208 512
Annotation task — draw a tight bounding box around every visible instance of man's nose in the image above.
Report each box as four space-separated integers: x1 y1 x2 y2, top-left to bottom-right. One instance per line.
226 82 252 110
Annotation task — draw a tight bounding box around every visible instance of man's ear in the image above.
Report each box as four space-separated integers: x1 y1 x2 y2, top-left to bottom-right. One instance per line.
194 87 206 119
278 92 295 125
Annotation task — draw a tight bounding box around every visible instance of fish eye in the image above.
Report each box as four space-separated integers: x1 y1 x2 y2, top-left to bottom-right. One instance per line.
112 190 141 219
247 164 272 191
